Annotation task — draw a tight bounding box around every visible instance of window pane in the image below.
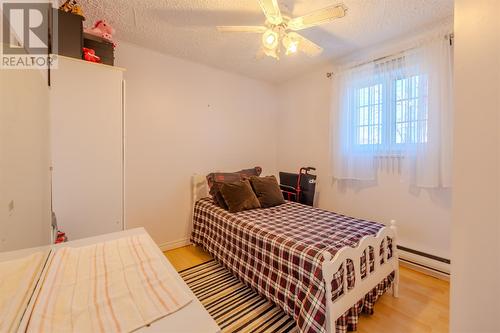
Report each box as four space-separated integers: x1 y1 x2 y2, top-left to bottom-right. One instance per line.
358 126 369 145
373 105 379 124
394 75 428 144
396 122 407 144
355 84 383 146
396 101 403 122
396 80 402 100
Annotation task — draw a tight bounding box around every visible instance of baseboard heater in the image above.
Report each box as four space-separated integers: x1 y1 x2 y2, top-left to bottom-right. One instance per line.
397 245 450 278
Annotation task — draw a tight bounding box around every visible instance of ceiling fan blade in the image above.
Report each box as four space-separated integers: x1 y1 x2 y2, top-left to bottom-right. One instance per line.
289 32 323 57
217 26 267 33
288 4 347 31
257 0 283 25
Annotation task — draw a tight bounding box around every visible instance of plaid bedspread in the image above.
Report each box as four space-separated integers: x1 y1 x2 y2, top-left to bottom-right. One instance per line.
191 198 394 333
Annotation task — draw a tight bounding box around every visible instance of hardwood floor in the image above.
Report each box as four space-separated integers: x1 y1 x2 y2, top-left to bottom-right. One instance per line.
165 245 449 333
164 244 213 272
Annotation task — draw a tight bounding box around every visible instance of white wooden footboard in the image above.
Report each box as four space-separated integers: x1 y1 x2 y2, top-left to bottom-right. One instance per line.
322 220 399 333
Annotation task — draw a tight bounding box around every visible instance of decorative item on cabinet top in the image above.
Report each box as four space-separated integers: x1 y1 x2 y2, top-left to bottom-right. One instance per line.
59 0 85 19
52 8 84 60
52 1 116 66
83 33 115 66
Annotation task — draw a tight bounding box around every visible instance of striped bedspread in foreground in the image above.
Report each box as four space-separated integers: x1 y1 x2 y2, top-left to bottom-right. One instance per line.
26 235 192 333
0 252 47 333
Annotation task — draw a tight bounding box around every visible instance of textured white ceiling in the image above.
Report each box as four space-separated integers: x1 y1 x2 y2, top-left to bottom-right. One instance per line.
78 0 453 83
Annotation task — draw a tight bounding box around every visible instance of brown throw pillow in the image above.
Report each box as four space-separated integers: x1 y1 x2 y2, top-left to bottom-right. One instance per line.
220 180 261 213
249 175 286 208
210 182 229 209
206 167 262 208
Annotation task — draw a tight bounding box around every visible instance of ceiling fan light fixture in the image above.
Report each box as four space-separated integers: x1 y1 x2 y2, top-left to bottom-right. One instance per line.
266 34 276 45
217 0 346 60
288 41 298 54
263 47 279 60
282 34 299 55
262 29 278 49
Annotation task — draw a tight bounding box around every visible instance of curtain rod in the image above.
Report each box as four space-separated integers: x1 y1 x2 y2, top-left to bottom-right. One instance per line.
326 33 454 79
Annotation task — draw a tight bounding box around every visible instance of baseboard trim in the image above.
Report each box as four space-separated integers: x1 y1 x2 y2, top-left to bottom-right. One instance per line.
158 238 191 251
399 258 450 281
397 245 449 270
397 245 450 264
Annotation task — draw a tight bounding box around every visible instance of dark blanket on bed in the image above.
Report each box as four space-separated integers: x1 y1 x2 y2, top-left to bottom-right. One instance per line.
191 198 394 333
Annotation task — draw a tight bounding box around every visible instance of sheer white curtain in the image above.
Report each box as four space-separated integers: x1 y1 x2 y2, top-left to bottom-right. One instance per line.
331 35 453 188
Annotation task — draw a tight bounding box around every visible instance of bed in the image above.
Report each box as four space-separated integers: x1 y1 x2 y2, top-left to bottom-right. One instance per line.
190 175 399 333
0 228 220 333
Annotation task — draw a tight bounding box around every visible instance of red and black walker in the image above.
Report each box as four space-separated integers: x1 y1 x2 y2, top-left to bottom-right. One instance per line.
279 167 317 206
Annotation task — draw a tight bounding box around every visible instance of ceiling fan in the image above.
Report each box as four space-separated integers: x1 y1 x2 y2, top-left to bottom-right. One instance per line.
217 0 347 60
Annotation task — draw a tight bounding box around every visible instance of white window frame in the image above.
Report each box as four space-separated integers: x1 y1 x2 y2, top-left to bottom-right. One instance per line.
350 69 429 154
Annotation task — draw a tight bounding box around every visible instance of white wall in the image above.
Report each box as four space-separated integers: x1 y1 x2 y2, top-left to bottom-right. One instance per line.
275 25 452 261
115 42 278 248
115 25 454 258
0 68 51 251
451 0 500 331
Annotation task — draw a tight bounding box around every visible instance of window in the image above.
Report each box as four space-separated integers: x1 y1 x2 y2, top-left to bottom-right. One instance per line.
353 74 428 149
333 36 453 187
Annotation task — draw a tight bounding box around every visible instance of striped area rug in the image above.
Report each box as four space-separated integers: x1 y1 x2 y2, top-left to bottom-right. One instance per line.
179 260 297 333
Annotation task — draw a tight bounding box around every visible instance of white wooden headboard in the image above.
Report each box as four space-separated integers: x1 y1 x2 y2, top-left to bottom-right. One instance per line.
192 174 209 203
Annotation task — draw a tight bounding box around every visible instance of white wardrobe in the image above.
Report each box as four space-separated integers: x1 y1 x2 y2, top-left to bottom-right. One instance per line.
50 56 125 241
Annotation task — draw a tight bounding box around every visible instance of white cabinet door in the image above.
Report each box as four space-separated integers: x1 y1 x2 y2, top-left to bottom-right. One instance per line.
51 57 124 241
0 68 52 251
